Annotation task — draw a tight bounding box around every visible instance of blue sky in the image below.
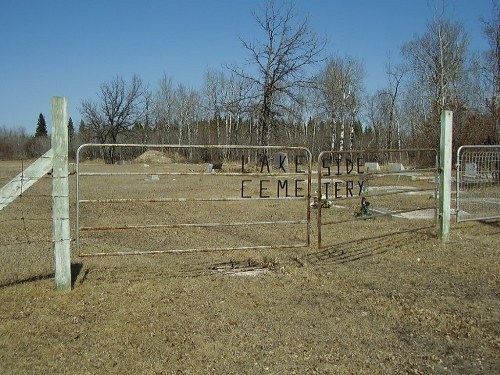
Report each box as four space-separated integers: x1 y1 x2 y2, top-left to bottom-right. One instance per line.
0 0 493 134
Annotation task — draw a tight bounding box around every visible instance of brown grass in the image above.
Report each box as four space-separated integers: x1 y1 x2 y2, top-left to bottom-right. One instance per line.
0 159 499 374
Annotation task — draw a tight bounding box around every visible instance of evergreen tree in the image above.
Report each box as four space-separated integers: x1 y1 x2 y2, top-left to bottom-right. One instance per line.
79 120 89 142
35 113 48 137
68 117 75 141
79 119 86 133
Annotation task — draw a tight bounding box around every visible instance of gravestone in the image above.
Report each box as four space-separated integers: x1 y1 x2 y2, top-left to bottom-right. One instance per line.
388 163 405 172
364 162 380 172
464 162 477 177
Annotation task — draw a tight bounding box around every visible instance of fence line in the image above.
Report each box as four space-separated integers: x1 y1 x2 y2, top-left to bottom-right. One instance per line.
0 158 55 286
0 149 53 210
0 97 71 291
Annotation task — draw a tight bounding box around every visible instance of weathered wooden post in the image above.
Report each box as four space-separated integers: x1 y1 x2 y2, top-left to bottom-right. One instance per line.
439 110 453 243
52 97 71 291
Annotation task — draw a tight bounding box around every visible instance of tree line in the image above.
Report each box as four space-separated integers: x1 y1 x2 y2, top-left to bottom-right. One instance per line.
1 1 498 162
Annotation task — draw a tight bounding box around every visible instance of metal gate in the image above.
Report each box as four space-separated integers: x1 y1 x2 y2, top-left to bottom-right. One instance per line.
456 145 500 222
76 144 311 256
315 149 438 249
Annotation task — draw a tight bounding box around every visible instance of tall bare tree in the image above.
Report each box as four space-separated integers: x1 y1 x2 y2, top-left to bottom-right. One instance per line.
174 84 201 152
81 75 146 161
366 91 390 151
203 69 227 145
384 61 406 151
482 0 500 141
317 56 363 151
401 17 468 147
233 0 325 145
224 72 253 145
153 74 176 144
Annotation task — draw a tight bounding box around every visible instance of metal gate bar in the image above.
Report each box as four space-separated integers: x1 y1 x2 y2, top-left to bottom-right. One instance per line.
76 143 312 256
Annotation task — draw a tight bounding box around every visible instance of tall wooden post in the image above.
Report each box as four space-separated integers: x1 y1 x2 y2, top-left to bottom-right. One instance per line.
439 110 453 243
52 97 71 291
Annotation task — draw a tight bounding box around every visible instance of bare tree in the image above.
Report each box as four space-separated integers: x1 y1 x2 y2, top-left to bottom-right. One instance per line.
233 0 325 145
203 69 226 145
80 75 146 162
201 69 254 149
482 0 500 141
384 61 406 151
366 92 387 151
317 56 363 151
174 84 201 154
153 74 176 144
141 89 153 144
224 72 253 145
401 16 468 147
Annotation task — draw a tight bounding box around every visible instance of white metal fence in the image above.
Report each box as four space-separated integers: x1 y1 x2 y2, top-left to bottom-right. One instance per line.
456 145 500 222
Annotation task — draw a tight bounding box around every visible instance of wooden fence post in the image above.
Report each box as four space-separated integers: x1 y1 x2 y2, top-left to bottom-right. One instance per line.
52 97 71 291
439 110 453 243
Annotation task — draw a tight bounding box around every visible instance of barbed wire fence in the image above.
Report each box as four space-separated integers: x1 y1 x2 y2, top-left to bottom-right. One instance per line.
0 159 56 287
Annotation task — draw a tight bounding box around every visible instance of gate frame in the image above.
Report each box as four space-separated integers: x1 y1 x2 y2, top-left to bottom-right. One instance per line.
76 143 312 256
316 148 439 249
456 144 500 222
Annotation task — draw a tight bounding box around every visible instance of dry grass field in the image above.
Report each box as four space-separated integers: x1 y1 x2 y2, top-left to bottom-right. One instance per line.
0 156 499 374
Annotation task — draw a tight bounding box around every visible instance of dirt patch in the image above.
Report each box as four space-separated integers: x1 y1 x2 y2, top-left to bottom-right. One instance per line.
133 150 173 164
0 159 499 374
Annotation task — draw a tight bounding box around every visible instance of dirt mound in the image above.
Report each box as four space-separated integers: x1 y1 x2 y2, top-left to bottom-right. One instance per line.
133 150 172 164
